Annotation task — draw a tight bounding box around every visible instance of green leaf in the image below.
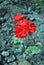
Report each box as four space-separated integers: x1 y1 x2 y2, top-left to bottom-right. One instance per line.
13 36 24 44
25 46 41 56
37 0 42 9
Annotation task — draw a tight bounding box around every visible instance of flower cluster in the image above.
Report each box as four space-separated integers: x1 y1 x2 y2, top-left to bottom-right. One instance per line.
13 14 36 38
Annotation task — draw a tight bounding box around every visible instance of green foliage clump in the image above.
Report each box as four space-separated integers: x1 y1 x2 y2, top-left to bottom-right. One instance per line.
15 43 23 51
13 36 24 44
13 36 25 51
32 0 42 10
37 0 42 9
24 46 41 56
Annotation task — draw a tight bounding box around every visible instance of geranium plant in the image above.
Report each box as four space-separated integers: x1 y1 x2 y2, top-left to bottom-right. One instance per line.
13 14 36 38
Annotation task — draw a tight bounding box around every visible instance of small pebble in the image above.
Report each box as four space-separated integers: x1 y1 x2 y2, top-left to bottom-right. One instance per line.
1 51 9 57
7 55 15 63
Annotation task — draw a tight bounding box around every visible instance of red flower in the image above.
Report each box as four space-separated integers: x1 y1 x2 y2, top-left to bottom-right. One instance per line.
17 19 30 31
28 23 36 35
14 22 36 38
13 14 36 38
14 24 27 38
18 19 30 27
13 14 25 22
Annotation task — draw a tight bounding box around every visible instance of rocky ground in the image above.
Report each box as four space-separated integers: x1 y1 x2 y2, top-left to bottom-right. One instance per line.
0 0 44 65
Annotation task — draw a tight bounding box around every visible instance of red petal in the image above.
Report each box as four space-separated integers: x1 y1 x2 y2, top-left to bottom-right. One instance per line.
15 31 27 38
14 29 27 38
17 19 30 30
18 19 30 26
14 24 27 38
28 23 36 35
13 14 25 22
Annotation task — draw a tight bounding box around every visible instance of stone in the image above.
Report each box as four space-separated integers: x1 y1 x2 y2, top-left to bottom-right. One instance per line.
19 59 31 65
9 62 17 65
1 51 9 57
0 38 6 48
28 7 31 12
7 55 15 63
2 27 8 31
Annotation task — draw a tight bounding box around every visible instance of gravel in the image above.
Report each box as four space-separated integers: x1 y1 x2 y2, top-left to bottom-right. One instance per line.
0 0 44 65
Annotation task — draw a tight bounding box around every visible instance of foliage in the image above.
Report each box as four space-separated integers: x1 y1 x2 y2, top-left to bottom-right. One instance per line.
15 43 23 51
13 36 24 44
24 46 41 56
32 0 42 10
37 0 42 9
13 36 24 51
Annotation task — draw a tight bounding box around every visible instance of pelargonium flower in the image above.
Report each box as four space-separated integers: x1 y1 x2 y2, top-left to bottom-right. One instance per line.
14 22 36 38
14 24 27 38
28 23 36 35
17 19 30 27
13 13 25 22
13 14 36 38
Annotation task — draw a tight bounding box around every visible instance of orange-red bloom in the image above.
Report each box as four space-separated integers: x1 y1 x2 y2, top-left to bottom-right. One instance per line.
18 19 30 27
28 23 36 35
13 14 25 22
14 24 27 38
13 14 36 38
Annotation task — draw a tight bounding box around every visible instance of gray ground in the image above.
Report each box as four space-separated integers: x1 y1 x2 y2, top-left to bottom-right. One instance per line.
0 0 44 65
